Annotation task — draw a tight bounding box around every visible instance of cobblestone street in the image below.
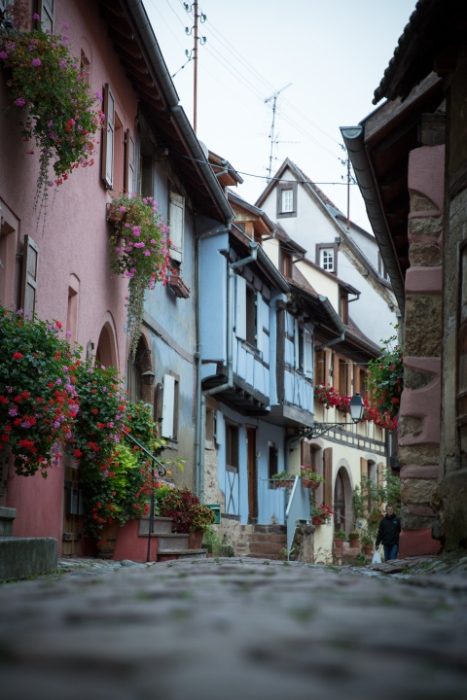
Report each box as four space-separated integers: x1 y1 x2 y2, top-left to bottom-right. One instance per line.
1 557 467 699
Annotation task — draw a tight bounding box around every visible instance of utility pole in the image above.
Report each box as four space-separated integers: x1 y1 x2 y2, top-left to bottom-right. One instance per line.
265 83 292 181
347 157 351 230
185 2 206 134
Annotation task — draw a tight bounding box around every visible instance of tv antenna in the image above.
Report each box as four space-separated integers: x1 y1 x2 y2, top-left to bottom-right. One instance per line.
265 83 292 181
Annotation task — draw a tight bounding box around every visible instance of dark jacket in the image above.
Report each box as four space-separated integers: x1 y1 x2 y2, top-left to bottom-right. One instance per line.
375 513 401 547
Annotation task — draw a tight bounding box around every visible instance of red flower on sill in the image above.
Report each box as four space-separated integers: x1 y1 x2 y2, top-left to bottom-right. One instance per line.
73 449 82 458
0 396 8 404
12 352 23 360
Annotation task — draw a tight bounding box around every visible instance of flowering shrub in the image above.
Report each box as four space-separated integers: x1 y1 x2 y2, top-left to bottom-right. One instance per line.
108 193 171 356
0 306 80 476
367 330 403 419
0 15 101 218
311 503 333 526
160 486 215 533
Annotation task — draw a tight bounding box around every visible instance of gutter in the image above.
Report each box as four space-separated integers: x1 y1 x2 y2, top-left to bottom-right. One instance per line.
340 125 406 315
125 0 233 224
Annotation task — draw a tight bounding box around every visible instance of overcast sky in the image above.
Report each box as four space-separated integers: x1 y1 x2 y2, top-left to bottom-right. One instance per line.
144 0 416 232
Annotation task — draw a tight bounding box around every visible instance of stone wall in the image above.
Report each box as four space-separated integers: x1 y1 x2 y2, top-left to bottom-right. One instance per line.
398 145 444 557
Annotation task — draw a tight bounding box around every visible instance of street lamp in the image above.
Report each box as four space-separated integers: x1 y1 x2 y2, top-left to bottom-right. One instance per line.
142 369 156 386
306 392 366 440
349 392 365 423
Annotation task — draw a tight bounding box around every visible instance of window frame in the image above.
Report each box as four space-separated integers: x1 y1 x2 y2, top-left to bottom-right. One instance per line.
276 182 298 218
225 422 239 472
316 242 338 274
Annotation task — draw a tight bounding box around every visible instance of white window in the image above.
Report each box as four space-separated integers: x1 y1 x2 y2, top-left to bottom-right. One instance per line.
169 192 185 263
281 189 294 213
320 248 335 272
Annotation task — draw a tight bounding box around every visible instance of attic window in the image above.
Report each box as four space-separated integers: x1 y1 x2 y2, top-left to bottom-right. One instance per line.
277 183 297 218
320 248 335 272
281 189 293 213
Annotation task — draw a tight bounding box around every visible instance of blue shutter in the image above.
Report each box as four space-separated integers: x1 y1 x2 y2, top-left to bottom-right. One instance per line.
235 275 246 339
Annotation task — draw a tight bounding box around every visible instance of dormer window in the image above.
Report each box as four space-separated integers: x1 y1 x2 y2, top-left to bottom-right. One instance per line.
281 189 293 213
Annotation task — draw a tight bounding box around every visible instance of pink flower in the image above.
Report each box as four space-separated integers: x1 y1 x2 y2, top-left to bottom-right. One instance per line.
48 120 54 127
14 97 26 107
31 58 41 67
5 42 15 51
132 226 141 236
95 91 103 100
115 247 121 253
0 52 8 60
134 242 145 248
62 35 69 41
118 206 126 212
59 59 67 68
143 250 151 256
62 23 69 30
33 13 40 21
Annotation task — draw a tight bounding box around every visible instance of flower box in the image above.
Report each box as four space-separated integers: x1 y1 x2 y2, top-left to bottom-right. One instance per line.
167 273 190 299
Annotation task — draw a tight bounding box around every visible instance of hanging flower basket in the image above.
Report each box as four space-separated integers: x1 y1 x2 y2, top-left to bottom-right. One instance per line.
107 193 171 356
301 477 319 489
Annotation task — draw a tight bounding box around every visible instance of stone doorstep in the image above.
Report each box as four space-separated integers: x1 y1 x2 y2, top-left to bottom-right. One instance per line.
253 525 287 534
249 533 287 544
138 516 173 536
157 549 206 562
249 541 286 554
0 537 58 582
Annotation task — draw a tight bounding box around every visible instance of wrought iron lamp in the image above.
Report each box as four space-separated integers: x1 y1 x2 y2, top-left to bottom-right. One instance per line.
307 392 365 439
142 369 156 386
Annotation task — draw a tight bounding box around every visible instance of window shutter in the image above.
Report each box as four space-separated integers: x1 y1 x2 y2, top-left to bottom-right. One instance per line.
235 275 246 339
377 462 384 486
36 0 54 33
256 292 263 352
124 129 135 194
304 330 313 378
101 84 115 188
294 320 300 369
169 192 184 262
161 374 175 439
21 236 39 318
323 447 333 509
360 457 367 480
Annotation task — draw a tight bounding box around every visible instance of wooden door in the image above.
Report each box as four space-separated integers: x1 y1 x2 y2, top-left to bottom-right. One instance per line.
62 456 82 556
246 427 258 523
334 469 345 530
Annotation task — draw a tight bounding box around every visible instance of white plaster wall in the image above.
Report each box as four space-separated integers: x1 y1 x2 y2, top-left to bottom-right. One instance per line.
345 226 379 271
263 237 280 268
296 259 340 312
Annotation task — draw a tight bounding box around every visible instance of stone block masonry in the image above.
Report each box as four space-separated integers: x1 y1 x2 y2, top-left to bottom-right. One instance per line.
398 145 445 557
0 537 58 581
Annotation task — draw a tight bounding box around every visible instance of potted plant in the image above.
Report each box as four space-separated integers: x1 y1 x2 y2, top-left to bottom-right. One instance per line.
349 530 360 548
361 532 374 556
189 504 216 549
270 471 295 489
160 486 215 548
311 503 333 526
334 529 347 550
300 465 325 489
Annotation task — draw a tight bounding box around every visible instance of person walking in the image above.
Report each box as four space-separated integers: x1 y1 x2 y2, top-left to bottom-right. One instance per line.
375 504 401 561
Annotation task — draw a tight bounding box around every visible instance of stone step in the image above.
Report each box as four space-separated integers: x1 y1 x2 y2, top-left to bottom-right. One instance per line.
249 541 286 555
0 537 58 582
249 533 286 544
139 516 174 536
245 552 286 561
253 525 286 535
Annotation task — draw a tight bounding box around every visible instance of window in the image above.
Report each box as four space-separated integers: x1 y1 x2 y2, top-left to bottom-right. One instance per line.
35 0 54 32
161 373 179 441
102 84 115 188
281 189 293 213
0 201 21 311
316 243 338 274
277 183 297 218
245 285 257 347
21 235 39 318
225 423 239 471
205 407 216 445
378 252 389 280
268 442 278 479
340 292 349 324
338 359 348 397
280 250 293 278
80 50 90 85
66 277 79 346
320 248 335 272
315 349 326 386
125 129 135 195
169 191 185 263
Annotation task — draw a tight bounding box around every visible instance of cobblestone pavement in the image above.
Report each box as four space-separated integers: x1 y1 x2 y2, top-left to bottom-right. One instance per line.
1 557 467 700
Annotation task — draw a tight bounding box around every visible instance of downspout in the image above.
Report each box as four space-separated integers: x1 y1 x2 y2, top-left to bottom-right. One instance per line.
195 220 233 498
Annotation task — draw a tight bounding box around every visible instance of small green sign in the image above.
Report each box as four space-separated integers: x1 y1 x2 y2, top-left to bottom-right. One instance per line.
205 504 221 524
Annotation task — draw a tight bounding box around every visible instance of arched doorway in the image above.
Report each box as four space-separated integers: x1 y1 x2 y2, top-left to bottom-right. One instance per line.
334 465 353 534
127 334 153 405
95 321 118 369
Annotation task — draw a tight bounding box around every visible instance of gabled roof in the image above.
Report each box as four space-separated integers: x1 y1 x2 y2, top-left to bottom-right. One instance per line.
273 222 307 255
100 0 233 224
230 225 290 294
208 150 243 187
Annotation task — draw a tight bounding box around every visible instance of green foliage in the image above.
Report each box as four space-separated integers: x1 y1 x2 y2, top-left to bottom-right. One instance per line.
160 486 215 532
0 16 101 218
353 470 401 536
367 328 404 419
108 194 171 356
334 529 347 540
0 306 80 476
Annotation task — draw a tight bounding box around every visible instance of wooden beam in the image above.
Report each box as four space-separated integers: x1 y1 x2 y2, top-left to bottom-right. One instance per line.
99 0 124 18
114 44 145 69
108 27 140 58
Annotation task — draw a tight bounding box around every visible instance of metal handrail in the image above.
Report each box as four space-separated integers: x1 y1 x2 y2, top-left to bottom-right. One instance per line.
125 433 166 562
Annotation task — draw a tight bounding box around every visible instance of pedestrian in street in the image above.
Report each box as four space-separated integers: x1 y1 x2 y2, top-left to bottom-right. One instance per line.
375 504 401 561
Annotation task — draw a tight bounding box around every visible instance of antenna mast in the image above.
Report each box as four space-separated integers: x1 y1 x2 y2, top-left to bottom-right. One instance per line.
185 2 207 134
265 83 292 181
